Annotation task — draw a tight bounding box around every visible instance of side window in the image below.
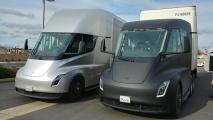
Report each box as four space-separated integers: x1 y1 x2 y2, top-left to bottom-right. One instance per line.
66 34 96 54
180 29 190 52
166 29 183 53
66 34 84 53
84 34 97 52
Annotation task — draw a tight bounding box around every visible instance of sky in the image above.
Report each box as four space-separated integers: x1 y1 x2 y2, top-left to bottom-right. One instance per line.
0 0 212 49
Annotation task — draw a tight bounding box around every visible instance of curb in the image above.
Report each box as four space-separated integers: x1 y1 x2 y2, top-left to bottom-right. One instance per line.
0 78 14 83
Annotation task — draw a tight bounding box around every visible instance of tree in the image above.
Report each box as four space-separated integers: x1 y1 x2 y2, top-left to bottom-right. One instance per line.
197 49 204 56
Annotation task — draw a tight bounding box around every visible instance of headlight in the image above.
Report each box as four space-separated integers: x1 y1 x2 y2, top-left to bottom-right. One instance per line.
51 74 65 86
156 80 170 98
100 78 103 91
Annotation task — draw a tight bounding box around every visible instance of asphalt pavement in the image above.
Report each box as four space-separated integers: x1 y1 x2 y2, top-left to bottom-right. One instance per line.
0 67 212 120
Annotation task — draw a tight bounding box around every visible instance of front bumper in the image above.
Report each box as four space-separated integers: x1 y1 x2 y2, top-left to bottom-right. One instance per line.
16 88 64 99
15 72 70 99
99 81 174 114
100 96 170 114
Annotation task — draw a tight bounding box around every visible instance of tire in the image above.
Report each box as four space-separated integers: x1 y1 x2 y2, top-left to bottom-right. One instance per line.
67 77 84 101
192 69 197 78
171 84 182 118
189 79 195 97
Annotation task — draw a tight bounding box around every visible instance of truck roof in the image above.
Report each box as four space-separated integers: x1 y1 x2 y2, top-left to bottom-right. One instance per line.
43 9 125 37
122 19 191 32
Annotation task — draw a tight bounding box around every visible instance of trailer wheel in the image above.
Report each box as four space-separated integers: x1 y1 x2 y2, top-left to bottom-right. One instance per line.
68 76 84 101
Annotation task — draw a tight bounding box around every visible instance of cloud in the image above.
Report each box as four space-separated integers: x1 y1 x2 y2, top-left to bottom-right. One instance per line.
0 22 41 30
0 30 8 35
23 29 40 36
0 8 36 19
0 22 41 39
0 21 41 48
198 29 213 35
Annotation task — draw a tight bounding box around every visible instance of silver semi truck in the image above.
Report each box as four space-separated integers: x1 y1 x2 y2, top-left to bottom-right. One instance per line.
15 9 126 100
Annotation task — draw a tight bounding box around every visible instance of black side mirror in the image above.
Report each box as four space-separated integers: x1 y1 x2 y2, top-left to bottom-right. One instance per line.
24 39 28 50
100 37 114 55
101 39 106 52
184 37 190 52
159 52 166 62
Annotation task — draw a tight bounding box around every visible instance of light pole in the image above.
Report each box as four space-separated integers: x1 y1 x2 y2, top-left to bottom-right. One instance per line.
42 0 55 29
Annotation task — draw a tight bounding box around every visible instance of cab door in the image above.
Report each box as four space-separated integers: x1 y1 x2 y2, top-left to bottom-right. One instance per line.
64 34 98 87
163 29 191 95
179 29 192 95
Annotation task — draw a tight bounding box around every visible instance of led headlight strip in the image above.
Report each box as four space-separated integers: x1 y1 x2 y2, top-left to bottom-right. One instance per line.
156 80 170 98
100 78 103 91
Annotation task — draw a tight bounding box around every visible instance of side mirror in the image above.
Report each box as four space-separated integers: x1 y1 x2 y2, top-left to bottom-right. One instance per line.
100 38 114 55
24 39 28 50
159 52 166 62
184 37 190 52
101 39 106 52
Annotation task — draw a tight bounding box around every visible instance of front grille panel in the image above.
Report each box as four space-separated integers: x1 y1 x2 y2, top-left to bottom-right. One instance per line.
101 97 164 112
16 88 63 98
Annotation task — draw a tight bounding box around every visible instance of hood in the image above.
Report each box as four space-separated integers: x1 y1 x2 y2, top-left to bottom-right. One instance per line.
112 60 154 84
23 59 55 77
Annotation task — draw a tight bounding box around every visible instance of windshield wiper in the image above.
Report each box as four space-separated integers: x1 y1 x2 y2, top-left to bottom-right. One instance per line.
117 56 135 62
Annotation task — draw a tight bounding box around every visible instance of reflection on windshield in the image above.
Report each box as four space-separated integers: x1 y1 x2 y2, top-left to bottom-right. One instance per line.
32 33 73 57
116 29 167 58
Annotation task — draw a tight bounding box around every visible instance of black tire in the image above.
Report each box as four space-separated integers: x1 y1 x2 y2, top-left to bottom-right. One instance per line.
171 84 182 118
189 79 195 97
67 76 84 101
192 69 197 78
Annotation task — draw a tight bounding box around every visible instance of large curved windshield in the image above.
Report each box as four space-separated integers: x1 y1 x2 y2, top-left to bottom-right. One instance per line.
115 29 167 58
32 33 73 57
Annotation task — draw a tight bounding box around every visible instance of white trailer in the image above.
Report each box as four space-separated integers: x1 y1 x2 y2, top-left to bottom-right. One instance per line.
204 53 213 72
140 6 198 76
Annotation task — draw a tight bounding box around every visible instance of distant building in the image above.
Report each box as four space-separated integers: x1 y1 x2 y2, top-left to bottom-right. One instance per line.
0 48 30 62
6 48 28 55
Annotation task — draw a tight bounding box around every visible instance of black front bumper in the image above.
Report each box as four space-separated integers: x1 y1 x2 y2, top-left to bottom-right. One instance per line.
99 81 175 115
16 88 64 100
100 96 169 114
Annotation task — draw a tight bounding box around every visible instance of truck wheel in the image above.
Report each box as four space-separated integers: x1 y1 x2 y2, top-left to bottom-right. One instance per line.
189 79 195 97
192 69 197 78
68 77 84 101
171 85 182 118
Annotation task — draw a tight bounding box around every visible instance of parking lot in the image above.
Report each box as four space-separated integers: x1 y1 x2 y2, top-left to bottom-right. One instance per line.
0 68 213 120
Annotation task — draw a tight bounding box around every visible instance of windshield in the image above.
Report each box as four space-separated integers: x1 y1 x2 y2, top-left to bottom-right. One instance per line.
115 29 167 58
32 33 73 57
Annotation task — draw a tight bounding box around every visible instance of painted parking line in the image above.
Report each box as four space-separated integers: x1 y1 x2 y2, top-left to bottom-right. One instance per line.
0 101 57 120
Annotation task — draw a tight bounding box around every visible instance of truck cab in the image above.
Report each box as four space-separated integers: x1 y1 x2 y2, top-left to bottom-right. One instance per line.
100 6 197 117
15 9 125 100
